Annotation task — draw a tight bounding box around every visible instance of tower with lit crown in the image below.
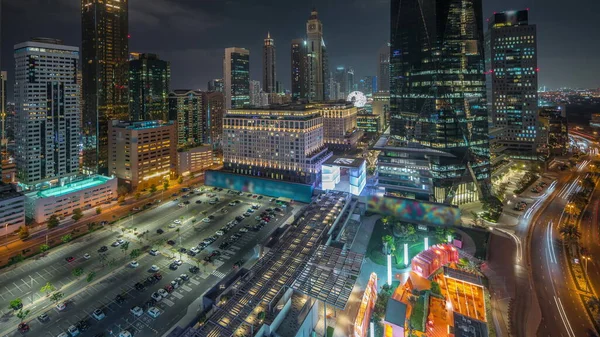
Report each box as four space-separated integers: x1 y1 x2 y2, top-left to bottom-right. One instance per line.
306 8 325 102
263 32 276 93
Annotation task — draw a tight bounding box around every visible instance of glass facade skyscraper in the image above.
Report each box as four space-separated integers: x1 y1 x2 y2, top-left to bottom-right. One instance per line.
378 0 490 205
129 53 170 121
223 47 250 110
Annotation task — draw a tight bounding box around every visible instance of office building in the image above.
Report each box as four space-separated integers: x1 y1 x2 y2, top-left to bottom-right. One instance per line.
314 102 363 150
169 90 203 146
222 104 332 185
0 184 25 234
377 43 390 92
372 91 390 128
485 10 539 161
177 145 213 177
263 32 276 93
334 66 349 99
249 80 262 107
539 105 568 157
359 76 375 96
108 120 176 191
129 53 170 121
14 39 80 187
381 0 490 205
81 0 129 175
291 38 307 101
1 70 7 151
357 113 381 134
223 47 250 110
203 91 226 148
306 9 325 102
208 79 224 93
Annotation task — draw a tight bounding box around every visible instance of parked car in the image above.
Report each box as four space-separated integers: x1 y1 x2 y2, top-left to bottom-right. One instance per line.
130 306 143 317
150 265 160 272
156 228 164 234
65 256 75 262
98 246 108 253
149 249 159 256
92 309 105 321
37 313 50 323
189 266 200 274
147 307 161 318
151 292 162 302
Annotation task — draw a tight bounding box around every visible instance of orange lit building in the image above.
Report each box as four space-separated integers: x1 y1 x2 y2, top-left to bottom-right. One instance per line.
411 244 459 278
353 273 378 337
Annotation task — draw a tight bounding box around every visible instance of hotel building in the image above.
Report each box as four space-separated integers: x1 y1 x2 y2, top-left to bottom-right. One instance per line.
108 120 176 190
314 102 362 150
222 104 331 185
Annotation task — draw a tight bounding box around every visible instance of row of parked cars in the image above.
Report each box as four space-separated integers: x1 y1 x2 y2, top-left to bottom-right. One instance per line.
530 181 548 193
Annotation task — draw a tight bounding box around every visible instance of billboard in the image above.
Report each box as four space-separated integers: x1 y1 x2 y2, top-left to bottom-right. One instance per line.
205 171 314 203
367 196 461 226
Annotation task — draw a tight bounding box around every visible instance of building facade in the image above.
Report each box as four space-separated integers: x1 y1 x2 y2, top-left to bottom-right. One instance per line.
263 32 276 93
25 175 116 223
357 113 381 134
486 10 539 162
169 90 203 146
81 0 129 175
539 105 568 157
108 120 176 191
177 145 213 177
207 79 224 93
222 105 332 185
377 43 390 92
290 38 307 101
129 53 170 121
203 91 225 148
314 102 363 150
249 80 261 107
306 9 325 102
223 47 250 110
0 184 25 234
384 0 490 205
14 39 80 187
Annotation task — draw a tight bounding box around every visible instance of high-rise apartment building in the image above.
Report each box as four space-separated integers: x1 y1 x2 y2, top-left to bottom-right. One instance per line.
377 43 390 92
263 32 276 93
291 38 307 101
223 47 250 110
306 9 325 102
168 90 225 148
249 80 262 107
129 53 170 121
14 39 80 187
485 10 539 161
203 91 225 148
108 120 176 190
208 79 224 93
222 105 332 185
379 0 490 205
1 71 7 149
81 0 129 175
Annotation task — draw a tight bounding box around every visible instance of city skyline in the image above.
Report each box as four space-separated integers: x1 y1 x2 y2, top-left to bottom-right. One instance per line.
3 0 598 102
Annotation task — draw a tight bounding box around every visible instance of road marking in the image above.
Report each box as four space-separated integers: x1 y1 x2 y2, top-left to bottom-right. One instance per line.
13 282 23 292
163 298 175 307
212 270 226 279
189 278 200 285
181 285 192 292
22 278 32 288
172 292 184 299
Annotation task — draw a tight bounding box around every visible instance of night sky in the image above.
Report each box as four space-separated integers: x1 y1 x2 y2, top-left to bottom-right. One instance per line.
2 0 599 101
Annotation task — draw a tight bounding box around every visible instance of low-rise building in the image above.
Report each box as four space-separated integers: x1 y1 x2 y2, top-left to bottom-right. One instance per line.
0 184 25 234
177 145 213 177
108 120 176 191
25 175 116 223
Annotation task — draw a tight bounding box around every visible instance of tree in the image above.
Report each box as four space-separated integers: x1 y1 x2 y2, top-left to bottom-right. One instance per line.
98 253 108 267
163 180 169 191
130 249 141 259
86 271 96 283
572 192 588 210
9 254 24 265
150 184 157 194
40 282 55 295
72 208 83 221
39 244 50 255
582 177 595 191
118 195 126 204
135 192 141 200
430 281 442 296
47 214 60 229
382 235 395 255
198 313 207 326
587 296 600 314
257 311 265 321
9 298 22 310
564 202 582 222
120 241 130 253
87 222 95 234
96 207 102 215
18 226 29 240
559 223 581 245
72 267 84 278
117 185 129 197
50 292 64 304
16 309 30 322
178 176 184 184
381 216 390 229
61 234 72 243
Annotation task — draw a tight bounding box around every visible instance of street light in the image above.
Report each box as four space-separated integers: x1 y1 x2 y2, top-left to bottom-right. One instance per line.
582 255 591 292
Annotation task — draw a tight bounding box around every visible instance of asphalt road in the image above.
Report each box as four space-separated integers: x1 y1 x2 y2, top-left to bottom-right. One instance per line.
0 187 295 337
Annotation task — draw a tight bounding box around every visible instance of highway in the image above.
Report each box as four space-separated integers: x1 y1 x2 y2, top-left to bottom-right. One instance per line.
0 187 297 336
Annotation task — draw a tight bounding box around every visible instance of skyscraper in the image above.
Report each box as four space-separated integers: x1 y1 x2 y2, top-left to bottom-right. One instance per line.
249 80 262 107
379 0 490 205
14 39 80 187
485 10 539 161
263 32 276 93
81 0 129 175
207 79 224 93
129 53 170 121
169 90 203 146
306 9 325 102
377 43 390 92
291 38 307 101
223 47 250 110
334 66 349 98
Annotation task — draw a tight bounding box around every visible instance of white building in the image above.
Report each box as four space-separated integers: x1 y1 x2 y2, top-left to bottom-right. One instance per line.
0 184 25 234
14 38 80 187
223 104 332 185
25 175 117 223
177 145 213 177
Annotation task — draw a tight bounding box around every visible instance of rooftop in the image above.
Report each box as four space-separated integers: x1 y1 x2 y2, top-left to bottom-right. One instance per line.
385 298 407 327
323 156 366 169
452 312 489 337
110 120 174 130
29 176 114 199
0 184 24 202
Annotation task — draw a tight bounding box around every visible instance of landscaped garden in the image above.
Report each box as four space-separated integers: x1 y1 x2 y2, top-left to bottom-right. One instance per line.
366 217 454 269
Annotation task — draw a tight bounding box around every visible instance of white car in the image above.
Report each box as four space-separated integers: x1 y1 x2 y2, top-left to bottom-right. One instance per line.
240 227 248 233
56 302 66 311
117 238 125 244
67 325 80 336
92 308 105 320
149 249 159 256
173 219 181 224
150 265 160 272
169 223 177 228
151 292 162 302
202 218 211 223
209 199 217 205
119 331 133 337
174 259 183 265
157 288 169 298
229 202 236 206
178 203 185 207
147 307 161 318
130 261 139 268
130 306 143 317
83 253 91 259
190 247 200 254
215 230 224 236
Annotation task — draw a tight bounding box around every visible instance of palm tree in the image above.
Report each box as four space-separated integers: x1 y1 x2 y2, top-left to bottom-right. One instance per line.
559 223 581 245
564 203 582 222
587 296 600 314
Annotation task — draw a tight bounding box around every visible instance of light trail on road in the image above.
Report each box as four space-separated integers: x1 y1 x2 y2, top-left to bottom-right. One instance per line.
524 181 557 219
